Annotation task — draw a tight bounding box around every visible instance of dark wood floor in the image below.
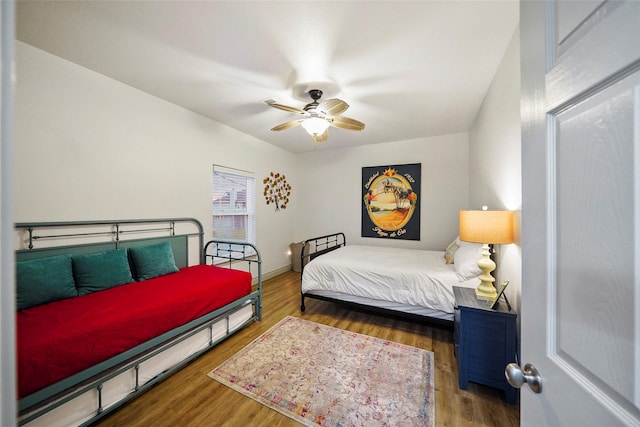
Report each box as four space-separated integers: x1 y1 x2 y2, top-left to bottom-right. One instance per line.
94 271 520 426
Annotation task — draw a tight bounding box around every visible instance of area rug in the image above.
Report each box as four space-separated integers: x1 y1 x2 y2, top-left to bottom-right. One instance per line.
208 316 435 426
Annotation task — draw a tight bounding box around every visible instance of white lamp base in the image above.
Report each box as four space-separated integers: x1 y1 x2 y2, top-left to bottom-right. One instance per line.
475 243 498 301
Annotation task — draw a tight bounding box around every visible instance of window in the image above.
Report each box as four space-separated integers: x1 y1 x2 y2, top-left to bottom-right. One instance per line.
212 165 256 245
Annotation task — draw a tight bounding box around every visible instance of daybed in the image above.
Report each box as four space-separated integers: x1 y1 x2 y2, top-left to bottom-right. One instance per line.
299 232 481 326
15 218 262 427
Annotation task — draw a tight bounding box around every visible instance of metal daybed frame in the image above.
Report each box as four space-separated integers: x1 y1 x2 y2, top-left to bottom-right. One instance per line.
15 218 262 427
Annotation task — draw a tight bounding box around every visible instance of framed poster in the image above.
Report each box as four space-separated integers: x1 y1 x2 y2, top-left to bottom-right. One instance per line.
362 163 421 240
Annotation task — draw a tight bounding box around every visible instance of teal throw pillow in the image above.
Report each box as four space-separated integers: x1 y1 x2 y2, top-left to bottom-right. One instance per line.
73 248 134 295
16 254 77 310
130 242 179 280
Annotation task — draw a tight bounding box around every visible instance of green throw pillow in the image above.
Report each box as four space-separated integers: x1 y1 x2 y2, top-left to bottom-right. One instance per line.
73 248 134 296
16 254 77 310
129 242 179 280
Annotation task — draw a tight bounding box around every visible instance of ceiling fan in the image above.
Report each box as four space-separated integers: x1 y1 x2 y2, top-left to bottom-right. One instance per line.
266 89 365 143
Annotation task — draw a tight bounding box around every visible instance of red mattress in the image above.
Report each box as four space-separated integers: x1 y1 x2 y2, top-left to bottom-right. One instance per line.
17 264 252 398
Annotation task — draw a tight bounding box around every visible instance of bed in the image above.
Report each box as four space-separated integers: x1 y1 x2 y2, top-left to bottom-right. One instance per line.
15 218 262 427
299 232 482 326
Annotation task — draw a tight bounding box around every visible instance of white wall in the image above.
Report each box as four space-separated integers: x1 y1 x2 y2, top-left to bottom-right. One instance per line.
14 31 521 288
13 41 297 275
468 27 522 312
294 133 470 251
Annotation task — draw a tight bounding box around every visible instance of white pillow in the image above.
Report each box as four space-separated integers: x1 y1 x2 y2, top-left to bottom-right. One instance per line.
453 241 483 281
444 239 459 264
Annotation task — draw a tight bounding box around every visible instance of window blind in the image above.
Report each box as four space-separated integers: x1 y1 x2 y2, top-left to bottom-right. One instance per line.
212 165 256 245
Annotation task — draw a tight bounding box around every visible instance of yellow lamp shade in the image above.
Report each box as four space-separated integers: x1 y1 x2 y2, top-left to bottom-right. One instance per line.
459 210 514 244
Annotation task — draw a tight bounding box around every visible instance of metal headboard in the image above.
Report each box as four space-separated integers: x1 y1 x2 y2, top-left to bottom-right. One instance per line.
299 232 346 277
15 218 205 266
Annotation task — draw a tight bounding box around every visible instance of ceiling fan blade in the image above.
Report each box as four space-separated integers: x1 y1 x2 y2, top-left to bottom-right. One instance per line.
271 119 304 131
311 129 329 143
317 98 349 116
267 102 308 116
328 116 365 131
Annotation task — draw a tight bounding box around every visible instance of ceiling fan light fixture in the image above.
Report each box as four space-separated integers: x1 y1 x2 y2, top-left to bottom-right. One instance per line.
301 117 330 135
267 86 364 142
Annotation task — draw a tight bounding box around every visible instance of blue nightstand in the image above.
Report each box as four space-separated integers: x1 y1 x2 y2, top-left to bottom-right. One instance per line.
453 285 518 403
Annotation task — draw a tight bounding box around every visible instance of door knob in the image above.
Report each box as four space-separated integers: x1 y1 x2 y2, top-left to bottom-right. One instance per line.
505 362 542 393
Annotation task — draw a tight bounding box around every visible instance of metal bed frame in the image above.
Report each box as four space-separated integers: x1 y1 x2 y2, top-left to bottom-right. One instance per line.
15 218 262 426
299 232 453 328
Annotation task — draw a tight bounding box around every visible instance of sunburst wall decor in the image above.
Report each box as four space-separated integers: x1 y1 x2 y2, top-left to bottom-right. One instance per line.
263 172 291 211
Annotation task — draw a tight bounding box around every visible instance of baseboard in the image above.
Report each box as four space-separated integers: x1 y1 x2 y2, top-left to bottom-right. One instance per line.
251 265 294 285
261 265 294 282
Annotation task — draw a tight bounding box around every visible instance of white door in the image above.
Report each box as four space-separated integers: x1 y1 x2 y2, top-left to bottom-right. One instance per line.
0 1 16 426
0 1 17 426
519 1 640 425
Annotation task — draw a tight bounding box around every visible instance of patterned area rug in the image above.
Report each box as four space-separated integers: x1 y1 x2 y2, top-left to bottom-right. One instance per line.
208 316 435 426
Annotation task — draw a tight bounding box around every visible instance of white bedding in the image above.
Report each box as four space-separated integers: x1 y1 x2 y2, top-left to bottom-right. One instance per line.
301 245 479 316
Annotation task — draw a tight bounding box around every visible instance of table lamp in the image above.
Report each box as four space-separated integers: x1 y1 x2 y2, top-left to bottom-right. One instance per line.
459 209 514 301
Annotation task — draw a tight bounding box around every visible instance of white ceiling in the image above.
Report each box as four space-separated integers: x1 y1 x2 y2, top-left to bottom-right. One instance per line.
15 1 519 154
